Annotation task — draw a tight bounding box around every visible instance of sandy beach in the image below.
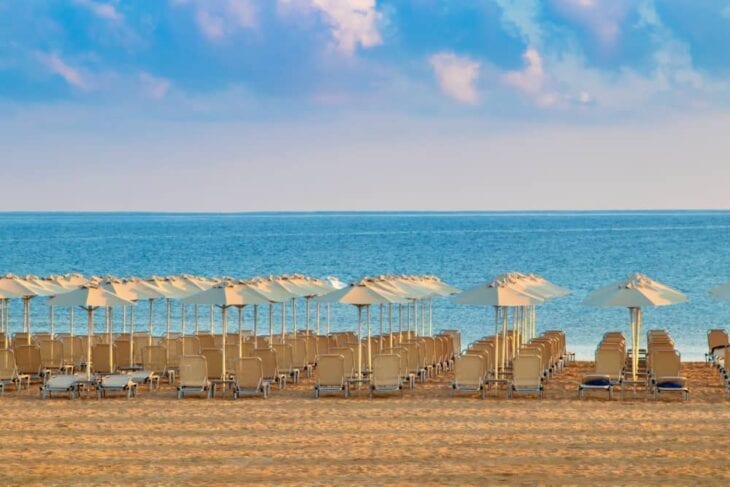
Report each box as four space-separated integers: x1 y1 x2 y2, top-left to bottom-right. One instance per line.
1 361 728 486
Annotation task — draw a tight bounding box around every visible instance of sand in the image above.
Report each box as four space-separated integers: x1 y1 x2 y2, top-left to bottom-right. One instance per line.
1 362 728 486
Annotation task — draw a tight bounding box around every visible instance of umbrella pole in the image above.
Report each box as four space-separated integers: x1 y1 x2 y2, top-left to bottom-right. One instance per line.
148 299 154 347
87 307 94 380
398 304 403 342
209 305 214 335
367 305 372 374
413 300 418 338
406 302 410 340
315 303 320 336
238 306 243 359
281 302 286 344
268 304 273 347
165 299 171 340
493 306 500 380
221 306 227 380
388 304 393 349
357 305 363 379
108 307 113 372
429 297 433 337
181 303 186 337
326 304 331 336
378 304 383 353
24 297 31 344
194 305 199 335
130 304 135 366
502 307 508 369
306 298 311 335
421 300 426 337
253 305 259 345
121 305 126 334
292 299 297 339
636 308 642 381
49 305 54 337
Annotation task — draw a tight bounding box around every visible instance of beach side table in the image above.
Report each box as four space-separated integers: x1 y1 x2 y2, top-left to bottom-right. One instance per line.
210 379 236 398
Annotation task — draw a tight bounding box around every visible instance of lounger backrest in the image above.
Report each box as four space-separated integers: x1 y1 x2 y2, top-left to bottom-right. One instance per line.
179 336 202 356
650 349 681 377
142 345 167 374
60 336 83 366
253 348 278 380
329 347 354 377
372 354 400 388
512 354 543 388
0 349 17 380
161 338 181 368
179 355 208 388
401 342 421 374
197 334 216 349
14 344 41 375
315 336 329 358
433 337 445 365
317 354 345 387
422 337 435 366
273 344 294 373
13 332 30 348
305 335 317 364
454 354 484 387
201 348 224 380
240 341 255 357
290 338 307 369
594 349 624 380
115 339 133 368
225 343 239 372
707 329 728 351
132 335 152 364
91 344 116 374
39 339 64 369
384 347 409 377
235 357 263 389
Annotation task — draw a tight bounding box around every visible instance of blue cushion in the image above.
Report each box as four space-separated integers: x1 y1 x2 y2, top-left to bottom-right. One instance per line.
657 381 684 389
583 378 610 387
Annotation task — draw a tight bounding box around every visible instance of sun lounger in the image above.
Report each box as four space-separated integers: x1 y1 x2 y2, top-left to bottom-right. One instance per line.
128 345 167 391
0 349 26 394
91 344 117 376
707 329 729 364
649 349 688 400
452 354 486 399
509 354 544 398
314 354 349 398
233 357 270 399
579 348 625 400
177 355 211 399
41 374 80 399
14 344 48 384
369 354 403 398
253 348 287 390
96 374 137 399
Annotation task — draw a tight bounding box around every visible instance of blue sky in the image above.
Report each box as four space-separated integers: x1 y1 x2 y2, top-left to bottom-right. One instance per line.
1 0 729 211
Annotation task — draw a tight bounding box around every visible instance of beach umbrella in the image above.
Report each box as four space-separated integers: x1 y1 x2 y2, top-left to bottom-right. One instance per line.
321 276 346 335
182 283 246 379
0 274 49 344
453 277 544 380
582 273 687 381
48 285 133 379
230 284 271 357
250 277 298 344
316 281 400 378
419 276 460 336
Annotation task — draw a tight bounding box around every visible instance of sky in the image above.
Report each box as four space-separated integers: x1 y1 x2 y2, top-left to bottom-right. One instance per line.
1 0 729 211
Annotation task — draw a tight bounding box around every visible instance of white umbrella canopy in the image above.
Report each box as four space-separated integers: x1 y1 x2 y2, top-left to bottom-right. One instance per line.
316 281 399 378
582 273 687 381
48 285 133 379
0 274 52 344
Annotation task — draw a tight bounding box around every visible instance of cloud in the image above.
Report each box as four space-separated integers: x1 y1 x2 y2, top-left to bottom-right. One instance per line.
429 52 480 104
503 48 562 107
548 0 631 48
73 0 123 21
279 0 382 54
173 0 258 40
37 53 92 91
139 73 171 99
494 0 543 46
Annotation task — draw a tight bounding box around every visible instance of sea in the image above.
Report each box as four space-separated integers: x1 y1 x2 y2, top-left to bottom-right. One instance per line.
0 211 728 361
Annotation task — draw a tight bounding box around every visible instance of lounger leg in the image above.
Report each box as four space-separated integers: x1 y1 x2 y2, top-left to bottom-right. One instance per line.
344 382 350 398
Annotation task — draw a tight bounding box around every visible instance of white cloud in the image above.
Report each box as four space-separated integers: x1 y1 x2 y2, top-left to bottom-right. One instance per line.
429 52 480 104
494 0 543 46
173 0 258 40
73 0 123 21
139 73 171 99
549 0 631 48
278 0 382 54
37 53 92 91
196 10 226 40
503 49 563 107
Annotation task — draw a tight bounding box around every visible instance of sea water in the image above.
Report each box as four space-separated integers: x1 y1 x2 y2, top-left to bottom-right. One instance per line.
0 211 728 360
